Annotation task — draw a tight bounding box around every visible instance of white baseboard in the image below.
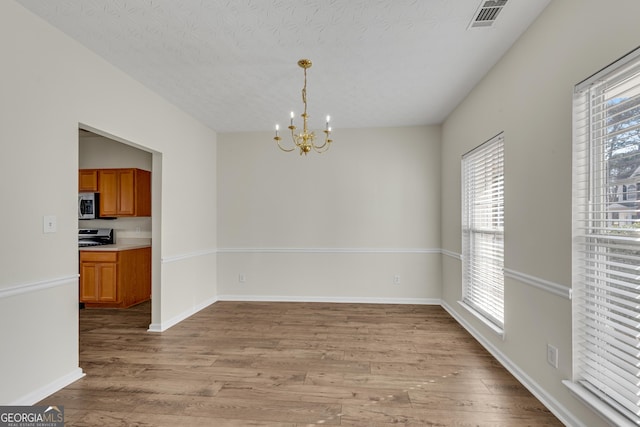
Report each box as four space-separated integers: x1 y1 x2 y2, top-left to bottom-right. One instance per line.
217 294 441 305
147 296 218 332
147 294 439 331
10 368 85 406
440 300 584 427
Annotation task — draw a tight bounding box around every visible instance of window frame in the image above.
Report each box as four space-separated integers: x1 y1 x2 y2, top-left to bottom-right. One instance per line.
460 132 505 335
567 46 640 427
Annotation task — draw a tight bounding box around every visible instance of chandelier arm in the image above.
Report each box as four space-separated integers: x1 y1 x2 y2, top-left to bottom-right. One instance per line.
313 140 328 151
311 130 332 152
277 144 296 153
290 126 302 149
275 137 296 152
313 141 331 153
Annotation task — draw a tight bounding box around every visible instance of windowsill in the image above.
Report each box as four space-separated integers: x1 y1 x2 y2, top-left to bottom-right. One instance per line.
563 380 638 427
457 300 505 340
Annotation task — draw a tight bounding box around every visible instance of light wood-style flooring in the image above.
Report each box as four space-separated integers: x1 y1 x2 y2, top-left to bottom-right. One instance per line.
39 301 562 426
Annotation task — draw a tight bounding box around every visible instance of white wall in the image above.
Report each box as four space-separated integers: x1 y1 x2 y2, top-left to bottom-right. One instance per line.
440 0 640 425
79 133 153 237
0 1 217 404
79 133 152 169
217 126 441 302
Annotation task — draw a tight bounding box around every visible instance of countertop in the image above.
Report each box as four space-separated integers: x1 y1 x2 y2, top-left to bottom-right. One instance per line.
79 238 151 252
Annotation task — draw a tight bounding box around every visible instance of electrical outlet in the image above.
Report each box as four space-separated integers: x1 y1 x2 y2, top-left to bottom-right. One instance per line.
238 274 246 283
393 274 401 285
547 344 559 369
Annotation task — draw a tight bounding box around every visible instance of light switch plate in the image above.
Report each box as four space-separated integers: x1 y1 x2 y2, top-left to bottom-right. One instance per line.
43 215 57 233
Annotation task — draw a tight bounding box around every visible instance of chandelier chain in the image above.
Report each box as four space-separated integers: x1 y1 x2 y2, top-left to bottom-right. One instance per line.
302 68 307 107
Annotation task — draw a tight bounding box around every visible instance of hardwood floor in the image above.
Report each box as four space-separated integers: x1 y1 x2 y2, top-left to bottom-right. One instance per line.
39 301 563 426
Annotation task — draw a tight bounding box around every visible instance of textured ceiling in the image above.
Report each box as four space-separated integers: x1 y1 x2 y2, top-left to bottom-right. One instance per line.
16 0 550 133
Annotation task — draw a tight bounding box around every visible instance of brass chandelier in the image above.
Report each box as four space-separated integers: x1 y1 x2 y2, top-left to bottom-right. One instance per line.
273 59 333 155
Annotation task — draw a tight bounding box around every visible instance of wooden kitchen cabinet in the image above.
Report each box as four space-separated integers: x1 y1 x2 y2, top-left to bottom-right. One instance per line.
98 168 151 217
78 169 98 192
79 247 151 308
80 253 117 302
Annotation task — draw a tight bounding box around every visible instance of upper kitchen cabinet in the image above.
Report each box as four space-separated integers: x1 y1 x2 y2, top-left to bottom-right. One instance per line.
98 168 151 217
78 169 98 192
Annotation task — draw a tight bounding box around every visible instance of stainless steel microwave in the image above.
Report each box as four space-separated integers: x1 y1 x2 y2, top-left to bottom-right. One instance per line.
78 193 99 219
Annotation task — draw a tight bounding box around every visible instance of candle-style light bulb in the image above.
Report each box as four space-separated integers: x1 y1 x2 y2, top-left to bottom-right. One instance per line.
290 111 294 126
275 124 279 137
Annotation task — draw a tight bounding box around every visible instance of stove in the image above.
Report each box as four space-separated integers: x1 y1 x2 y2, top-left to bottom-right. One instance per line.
78 228 114 247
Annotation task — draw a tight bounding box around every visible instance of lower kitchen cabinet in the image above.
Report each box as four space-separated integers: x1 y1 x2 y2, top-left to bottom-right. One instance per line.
79 247 151 308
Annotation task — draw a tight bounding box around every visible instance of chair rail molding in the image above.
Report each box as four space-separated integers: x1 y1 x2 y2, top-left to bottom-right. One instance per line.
217 247 441 254
0 275 78 299
503 268 571 300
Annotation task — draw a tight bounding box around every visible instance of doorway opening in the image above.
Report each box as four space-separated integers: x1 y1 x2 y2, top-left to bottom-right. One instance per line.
77 125 162 332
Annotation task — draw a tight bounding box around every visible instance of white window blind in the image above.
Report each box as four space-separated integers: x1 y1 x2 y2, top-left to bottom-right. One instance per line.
462 133 505 329
572 48 640 425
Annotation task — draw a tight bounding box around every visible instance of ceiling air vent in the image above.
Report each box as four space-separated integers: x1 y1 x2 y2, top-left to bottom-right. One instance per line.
468 0 508 29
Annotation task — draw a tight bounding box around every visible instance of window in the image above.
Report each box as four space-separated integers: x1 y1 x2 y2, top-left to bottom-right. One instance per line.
570 47 640 426
461 133 505 331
